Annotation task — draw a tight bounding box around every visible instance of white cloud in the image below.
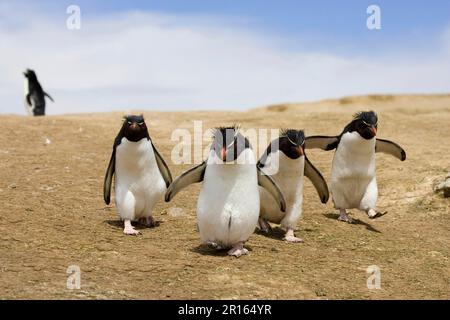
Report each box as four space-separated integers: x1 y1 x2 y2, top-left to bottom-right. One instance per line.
0 3 449 115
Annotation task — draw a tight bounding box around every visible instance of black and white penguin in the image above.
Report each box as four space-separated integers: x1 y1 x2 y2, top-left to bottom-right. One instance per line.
165 126 286 257
103 115 173 235
23 69 54 116
305 111 406 223
257 129 329 242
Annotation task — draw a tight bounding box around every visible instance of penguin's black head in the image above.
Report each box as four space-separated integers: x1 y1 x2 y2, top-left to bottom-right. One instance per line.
211 125 251 163
279 129 305 159
23 69 37 81
122 115 149 142
352 111 378 140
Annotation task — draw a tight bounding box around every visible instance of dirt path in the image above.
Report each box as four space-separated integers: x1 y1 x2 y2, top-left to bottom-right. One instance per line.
0 95 449 299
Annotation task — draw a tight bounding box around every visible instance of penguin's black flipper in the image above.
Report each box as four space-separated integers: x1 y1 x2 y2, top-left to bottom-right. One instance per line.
165 161 206 202
44 92 54 102
304 156 329 204
257 167 286 212
375 139 406 161
25 94 32 107
103 149 115 205
305 136 339 151
152 143 173 188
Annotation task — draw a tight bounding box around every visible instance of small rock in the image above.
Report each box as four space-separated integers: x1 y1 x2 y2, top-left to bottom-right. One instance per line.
168 207 185 217
96 244 112 252
315 288 327 297
434 174 450 198
428 250 442 257
8 183 17 189
44 138 51 145
40 186 55 192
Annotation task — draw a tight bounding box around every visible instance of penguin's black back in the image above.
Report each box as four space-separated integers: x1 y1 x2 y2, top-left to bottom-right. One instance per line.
24 69 47 116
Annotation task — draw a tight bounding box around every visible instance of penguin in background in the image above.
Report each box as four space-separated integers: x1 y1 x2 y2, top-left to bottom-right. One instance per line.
165 126 286 257
258 129 329 242
305 111 406 223
23 69 54 116
103 115 173 235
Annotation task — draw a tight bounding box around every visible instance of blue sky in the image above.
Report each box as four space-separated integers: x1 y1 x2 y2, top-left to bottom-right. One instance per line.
36 0 450 50
0 1 449 114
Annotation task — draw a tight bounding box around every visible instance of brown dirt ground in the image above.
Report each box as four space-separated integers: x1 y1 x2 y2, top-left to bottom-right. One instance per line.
0 94 449 300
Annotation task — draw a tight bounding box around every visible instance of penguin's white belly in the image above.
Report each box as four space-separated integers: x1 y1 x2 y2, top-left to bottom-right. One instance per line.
23 79 34 115
197 149 259 247
260 152 304 228
331 132 377 209
115 138 166 220
23 79 29 98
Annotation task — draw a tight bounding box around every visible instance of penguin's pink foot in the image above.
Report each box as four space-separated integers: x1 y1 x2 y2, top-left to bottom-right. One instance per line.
338 210 354 224
283 228 303 243
206 241 223 250
367 209 387 219
139 216 156 227
123 220 140 235
227 242 248 258
367 209 377 219
256 218 271 233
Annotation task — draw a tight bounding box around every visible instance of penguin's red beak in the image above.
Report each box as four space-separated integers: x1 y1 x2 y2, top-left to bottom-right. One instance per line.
369 126 377 136
221 148 227 161
130 122 139 130
297 146 304 157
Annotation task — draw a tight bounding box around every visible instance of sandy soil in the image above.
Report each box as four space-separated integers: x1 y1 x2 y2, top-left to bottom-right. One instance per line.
0 94 449 299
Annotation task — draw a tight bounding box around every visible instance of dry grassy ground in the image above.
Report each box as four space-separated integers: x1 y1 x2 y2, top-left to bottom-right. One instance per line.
0 94 449 299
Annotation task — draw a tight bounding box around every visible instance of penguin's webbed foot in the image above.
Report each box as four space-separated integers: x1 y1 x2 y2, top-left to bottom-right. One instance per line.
123 220 140 235
283 235 304 243
206 241 223 250
256 218 272 233
367 209 387 219
138 216 156 228
123 227 140 235
283 228 303 243
338 210 354 224
227 242 248 258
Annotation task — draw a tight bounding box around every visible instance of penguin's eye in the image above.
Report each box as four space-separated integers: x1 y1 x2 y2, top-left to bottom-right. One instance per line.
127 121 132 125
138 122 144 126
